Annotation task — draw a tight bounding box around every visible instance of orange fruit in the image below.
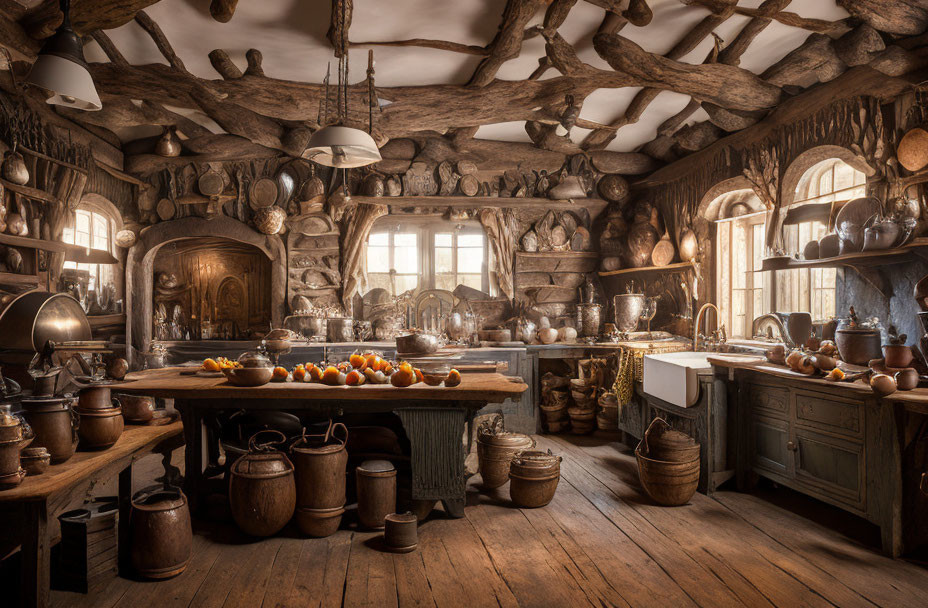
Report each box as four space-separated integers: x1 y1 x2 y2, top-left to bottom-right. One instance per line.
337 361 351 373
414 368 424 384
445 369 462 387
309 364 324 382
203 358 220 372
349 353 366 369
292 366 306 382
322 366 341 385
366 354 383 371
391 368 415 387
399 361 413 374
345 370 365 386
382 362 394 375
272 366 288 380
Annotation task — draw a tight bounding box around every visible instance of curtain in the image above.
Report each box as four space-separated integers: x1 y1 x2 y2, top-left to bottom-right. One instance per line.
478 207 518 301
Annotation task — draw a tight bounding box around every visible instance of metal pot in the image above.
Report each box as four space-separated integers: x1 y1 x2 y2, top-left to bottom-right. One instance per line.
21 396 78 463
0 291 91 357
75 405 124 450
229 430 296 537
130 485 192 579
395 332 440 356
78 386 120 411
835 328 882 366
326 318 355 343
613 294 647 333
117 393 155 423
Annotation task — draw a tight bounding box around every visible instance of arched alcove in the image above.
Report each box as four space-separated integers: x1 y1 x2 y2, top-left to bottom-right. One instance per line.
126 216 287 359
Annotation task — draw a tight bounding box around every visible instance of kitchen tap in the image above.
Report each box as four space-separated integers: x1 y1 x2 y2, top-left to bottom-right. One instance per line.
693 302 721 351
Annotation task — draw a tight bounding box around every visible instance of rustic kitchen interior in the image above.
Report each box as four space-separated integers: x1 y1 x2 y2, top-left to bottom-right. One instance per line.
2 0 928 606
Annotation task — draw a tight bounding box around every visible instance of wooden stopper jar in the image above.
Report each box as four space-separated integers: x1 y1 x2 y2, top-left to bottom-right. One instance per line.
356 460 396 530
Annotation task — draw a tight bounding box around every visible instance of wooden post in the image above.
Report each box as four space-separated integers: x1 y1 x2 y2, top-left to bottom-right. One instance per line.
22 500 49 608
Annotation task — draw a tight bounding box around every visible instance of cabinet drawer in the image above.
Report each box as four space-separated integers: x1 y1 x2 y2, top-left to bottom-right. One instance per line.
794 429 864 510
750 415 790 477
794 391 863 439
746 384 789 419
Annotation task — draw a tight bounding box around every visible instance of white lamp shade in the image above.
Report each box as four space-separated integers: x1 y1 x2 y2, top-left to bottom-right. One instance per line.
27 53 102 112
304 125 382 168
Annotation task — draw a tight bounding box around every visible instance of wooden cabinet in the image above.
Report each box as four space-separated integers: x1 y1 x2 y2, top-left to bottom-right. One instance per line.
735 372 902 556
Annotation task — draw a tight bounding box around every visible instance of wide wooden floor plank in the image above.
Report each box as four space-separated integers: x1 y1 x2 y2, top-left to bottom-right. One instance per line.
545 435 879 608
43 436 928 608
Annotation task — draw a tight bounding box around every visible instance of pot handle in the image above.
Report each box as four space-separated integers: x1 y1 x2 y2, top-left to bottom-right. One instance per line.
248 429 287 452
329 422 348 446
111 396 121 409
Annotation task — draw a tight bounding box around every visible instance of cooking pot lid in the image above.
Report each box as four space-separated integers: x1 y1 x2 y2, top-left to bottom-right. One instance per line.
358 459 394 473
22 394 72 406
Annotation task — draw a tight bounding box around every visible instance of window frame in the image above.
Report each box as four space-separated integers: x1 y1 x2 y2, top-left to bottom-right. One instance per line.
365 218 491 296
62 207 116 293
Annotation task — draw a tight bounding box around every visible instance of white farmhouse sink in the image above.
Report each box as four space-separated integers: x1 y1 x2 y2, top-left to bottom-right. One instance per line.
642 352 764 408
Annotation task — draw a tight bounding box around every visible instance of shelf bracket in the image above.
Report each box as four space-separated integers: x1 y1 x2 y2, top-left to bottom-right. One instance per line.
850 265 893 299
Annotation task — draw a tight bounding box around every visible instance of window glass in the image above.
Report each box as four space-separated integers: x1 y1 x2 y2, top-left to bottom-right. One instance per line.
62 207 114 295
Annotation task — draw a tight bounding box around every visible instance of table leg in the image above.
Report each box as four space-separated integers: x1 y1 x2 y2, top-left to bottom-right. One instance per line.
176 402 204 513
22 500 49 608
396 407 467 517
118 465 132 576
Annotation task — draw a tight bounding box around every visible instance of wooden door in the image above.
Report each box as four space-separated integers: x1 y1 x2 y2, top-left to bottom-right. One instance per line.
793 427 865 510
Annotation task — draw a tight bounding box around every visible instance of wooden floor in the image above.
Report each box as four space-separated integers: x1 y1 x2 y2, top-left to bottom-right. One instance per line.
45 433 928 608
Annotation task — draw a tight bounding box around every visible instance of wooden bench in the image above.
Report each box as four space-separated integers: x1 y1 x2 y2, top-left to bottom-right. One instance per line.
0 421 184 608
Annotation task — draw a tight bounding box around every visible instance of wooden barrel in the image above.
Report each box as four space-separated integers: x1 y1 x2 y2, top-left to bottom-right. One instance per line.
129 485 192 579
476 415 535 489
635 449 699 506
509 450 561 508
356 460 396 530
229 431 296 537
290 421 348 510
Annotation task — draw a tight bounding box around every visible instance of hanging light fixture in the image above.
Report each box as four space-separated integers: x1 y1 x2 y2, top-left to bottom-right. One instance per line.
25 0 101 111
304 1 380 168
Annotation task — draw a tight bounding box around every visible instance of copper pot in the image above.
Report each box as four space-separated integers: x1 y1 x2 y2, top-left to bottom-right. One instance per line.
835 328 882 366
116 393 155 423
79 386 120 411
130 485 192 579
21 396 79 464
0 435 32 477
228 430 296 537
75 405 124 450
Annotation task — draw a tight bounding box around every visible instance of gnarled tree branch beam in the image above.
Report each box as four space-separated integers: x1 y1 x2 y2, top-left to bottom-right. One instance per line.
592 32 784 111
351 39 489 56
717 0 791 66
838 0 928 36
327 0 352 58
209 49 243 79
86 61 635 142
469 0 547 87
88 30 128 67
134 10 187 73
681 0 851 36
21 0 162 38
209 0 239 23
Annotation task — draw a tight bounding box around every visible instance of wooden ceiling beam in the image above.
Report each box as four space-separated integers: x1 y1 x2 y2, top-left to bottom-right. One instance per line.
88 30 128 67
21 0 163 39
681 0 851 36
838 0 928 36
469 0 547 87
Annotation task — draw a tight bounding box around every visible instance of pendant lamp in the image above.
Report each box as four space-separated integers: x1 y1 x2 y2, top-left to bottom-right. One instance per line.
26 0 102 111
304 2 381 168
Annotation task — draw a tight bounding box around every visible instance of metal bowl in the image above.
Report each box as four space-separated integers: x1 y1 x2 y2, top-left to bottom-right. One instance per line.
221 366 274 387
395 333 440 356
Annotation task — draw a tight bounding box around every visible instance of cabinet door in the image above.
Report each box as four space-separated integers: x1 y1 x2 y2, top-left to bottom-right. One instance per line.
750 415 791 477
746 384 789 420
794 428 865 510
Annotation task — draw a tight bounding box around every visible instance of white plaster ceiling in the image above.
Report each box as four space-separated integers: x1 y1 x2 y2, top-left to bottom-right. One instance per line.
84 0 851 151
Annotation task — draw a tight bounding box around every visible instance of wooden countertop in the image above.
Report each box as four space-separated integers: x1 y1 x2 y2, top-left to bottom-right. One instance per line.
0 422 183 502
115 368 527 403
707 356 928 416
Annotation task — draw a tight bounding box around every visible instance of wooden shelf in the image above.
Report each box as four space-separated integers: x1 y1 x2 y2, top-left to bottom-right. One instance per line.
88 314 126 329
0 271 39 286
0 233 71 253
354 195 608 215
598 261 695 277
515 251 599 273
759 238 928 272
0 178 62 206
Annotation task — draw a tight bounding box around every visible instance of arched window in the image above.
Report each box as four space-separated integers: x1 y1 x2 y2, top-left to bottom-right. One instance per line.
365 219 491 296
779 159 865 320
711 159 865 339
62 205 118 292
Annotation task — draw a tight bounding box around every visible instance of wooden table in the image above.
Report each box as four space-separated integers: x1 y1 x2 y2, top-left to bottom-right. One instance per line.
116 369 528 517
0 422 184 608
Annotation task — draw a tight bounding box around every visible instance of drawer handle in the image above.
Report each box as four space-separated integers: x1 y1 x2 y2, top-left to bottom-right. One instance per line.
786 441 797 452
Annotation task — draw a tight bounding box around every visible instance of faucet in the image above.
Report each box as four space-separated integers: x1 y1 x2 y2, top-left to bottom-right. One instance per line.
693 302 721 351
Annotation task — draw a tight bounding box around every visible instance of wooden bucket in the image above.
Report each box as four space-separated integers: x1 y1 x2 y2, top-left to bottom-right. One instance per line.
356 460 396 530
509 450 561 508
476 415 535 489
635 449 699 506
129 485 192 579
229 430 296 537
290 421 348 510
294 505 345 538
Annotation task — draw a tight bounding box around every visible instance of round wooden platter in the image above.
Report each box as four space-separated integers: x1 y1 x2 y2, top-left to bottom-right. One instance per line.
250 177 279 209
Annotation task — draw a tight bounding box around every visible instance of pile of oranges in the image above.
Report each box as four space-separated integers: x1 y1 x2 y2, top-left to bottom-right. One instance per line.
271 352 461 388
202 357 241 371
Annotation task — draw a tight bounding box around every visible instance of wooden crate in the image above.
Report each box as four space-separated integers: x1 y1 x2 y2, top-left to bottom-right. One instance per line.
57 498 119 593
